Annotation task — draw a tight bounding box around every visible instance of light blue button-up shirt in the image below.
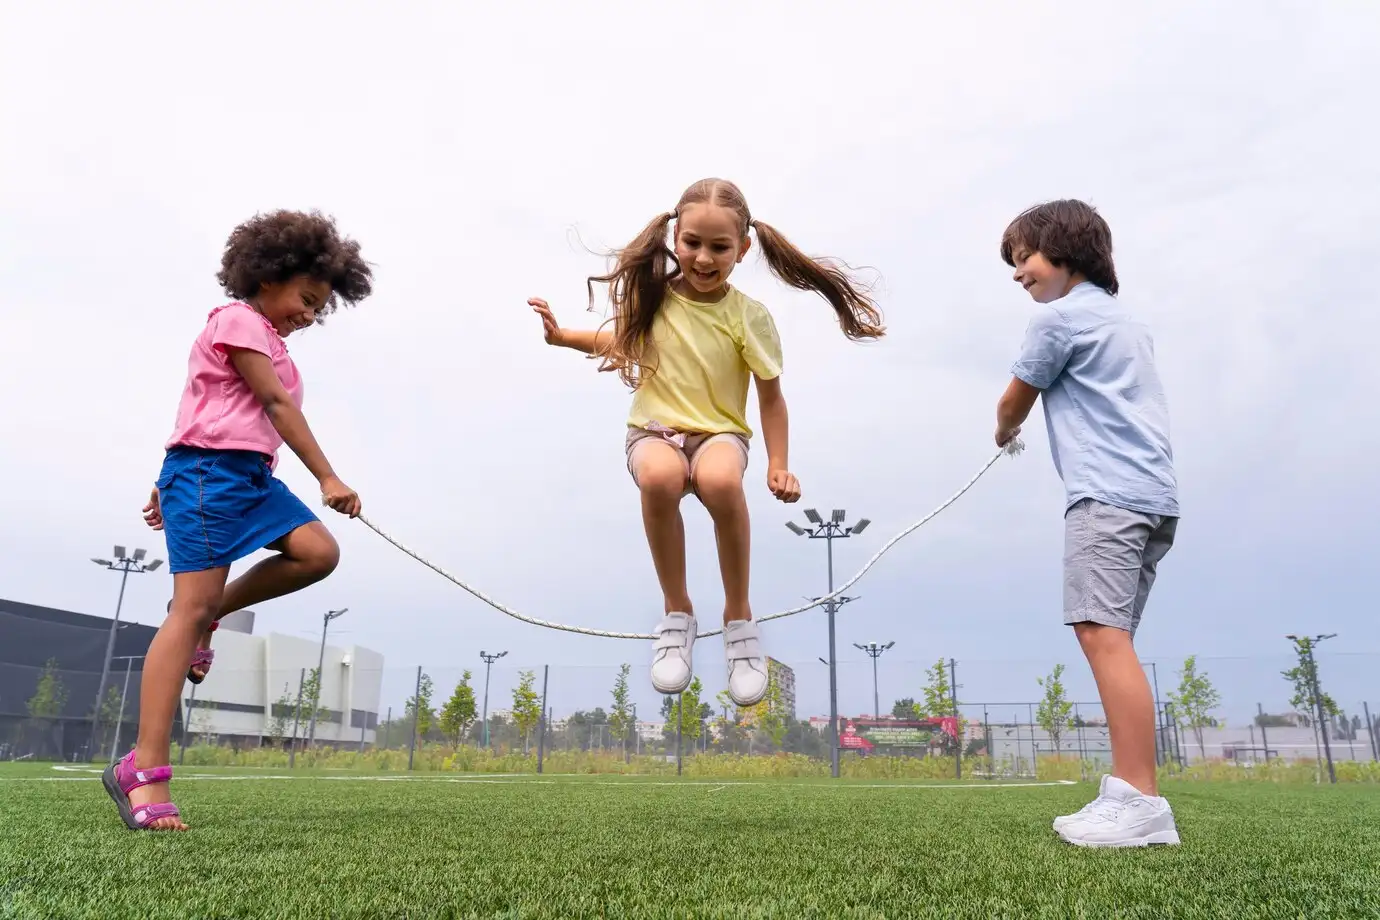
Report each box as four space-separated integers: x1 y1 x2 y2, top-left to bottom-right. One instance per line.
1011 282 1179 517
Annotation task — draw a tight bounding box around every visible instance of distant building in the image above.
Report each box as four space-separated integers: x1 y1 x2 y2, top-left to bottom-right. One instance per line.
770 657 796 721
737 657 796 723
0 595 384 758
199 623 384 749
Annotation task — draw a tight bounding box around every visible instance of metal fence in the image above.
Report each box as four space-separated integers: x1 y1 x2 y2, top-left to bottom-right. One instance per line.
5 648 1377 779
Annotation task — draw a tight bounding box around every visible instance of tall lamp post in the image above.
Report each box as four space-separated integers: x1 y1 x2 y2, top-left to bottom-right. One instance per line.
307 608 348 746
1286 632 1338 784
480 650 508 748
786 509 868 778
853 641 895 719
90 548 163 749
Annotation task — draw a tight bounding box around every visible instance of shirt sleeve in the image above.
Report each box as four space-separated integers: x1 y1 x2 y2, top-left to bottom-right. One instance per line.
739 298 784 380
1010 308 1072 389
209 305 276 359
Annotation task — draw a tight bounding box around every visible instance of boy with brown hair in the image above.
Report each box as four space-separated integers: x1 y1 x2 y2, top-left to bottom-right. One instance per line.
994 199 1181 848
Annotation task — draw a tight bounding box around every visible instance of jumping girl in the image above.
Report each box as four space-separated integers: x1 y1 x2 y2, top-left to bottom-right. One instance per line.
530 178 883 706
103 209 372 831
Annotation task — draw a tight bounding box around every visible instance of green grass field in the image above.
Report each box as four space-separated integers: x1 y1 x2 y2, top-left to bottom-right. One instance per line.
2 764 1377 919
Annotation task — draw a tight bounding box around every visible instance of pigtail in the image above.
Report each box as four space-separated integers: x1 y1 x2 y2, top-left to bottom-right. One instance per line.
750 219 886 341
587 210 678 388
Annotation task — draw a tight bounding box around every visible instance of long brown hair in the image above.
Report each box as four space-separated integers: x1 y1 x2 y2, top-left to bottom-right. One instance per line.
587 178 885 388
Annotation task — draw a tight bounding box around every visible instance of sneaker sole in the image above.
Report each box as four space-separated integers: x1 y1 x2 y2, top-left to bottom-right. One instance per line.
728 685 768 707
1060 828 1181 848
650 671 693 695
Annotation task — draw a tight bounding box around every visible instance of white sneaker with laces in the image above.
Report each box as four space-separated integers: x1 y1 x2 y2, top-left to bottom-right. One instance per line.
1057 776 1181 848
723 619 769 706
650 612 696 695
1053 774 1112 832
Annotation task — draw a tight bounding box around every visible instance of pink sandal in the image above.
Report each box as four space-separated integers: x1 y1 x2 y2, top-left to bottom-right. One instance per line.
187 619 218 684
102 750 182 830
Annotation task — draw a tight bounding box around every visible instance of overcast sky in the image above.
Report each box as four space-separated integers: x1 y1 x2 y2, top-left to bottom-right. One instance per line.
2 1 1376 727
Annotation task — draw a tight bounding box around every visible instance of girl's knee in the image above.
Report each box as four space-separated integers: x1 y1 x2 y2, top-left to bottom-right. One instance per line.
171 596 220 627
300 531 340 579
695 469 745 512
638 466 687 506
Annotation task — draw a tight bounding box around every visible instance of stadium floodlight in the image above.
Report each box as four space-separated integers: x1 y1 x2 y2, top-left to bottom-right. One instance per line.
89 547 165 750
785 509 870 779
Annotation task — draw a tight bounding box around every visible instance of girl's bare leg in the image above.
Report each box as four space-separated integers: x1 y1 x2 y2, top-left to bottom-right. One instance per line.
691 443 751 624
189 523 340 679
129 567 229 830
634 441 693 614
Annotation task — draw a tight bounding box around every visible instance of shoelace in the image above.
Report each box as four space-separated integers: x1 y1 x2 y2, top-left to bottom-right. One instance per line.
1080 798 1132 824
1071 795 1110 818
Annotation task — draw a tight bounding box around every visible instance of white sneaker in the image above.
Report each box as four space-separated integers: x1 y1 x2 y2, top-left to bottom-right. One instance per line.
650 612 696 695
723 619 769 706
1052 774 1111 832
1058 776 1181 848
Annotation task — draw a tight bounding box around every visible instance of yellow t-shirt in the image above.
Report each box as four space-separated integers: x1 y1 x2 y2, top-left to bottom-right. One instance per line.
626 286 783 438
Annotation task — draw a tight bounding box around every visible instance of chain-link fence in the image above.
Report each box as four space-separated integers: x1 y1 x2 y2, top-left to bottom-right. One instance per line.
7 633 1376 781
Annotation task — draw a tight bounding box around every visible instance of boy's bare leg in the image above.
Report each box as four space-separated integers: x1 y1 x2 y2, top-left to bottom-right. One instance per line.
1074 622 1158 795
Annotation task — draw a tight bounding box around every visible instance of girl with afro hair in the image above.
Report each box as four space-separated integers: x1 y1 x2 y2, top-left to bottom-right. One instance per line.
103 209 372 831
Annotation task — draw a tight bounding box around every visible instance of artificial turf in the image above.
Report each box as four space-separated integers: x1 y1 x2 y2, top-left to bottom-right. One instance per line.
1 765 1376 919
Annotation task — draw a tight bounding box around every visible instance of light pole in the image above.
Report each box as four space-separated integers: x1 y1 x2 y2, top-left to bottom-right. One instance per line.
854 641 895 719
480 650 508 749
787 508 868 778
307 608 348 746
1287 633 1338 784
89 548 163 751
107 654 145 765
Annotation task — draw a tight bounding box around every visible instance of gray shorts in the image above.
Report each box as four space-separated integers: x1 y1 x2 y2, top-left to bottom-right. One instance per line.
1063 498 1177 637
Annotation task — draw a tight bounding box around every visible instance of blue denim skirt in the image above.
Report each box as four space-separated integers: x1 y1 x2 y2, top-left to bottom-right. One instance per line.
157 446 319 574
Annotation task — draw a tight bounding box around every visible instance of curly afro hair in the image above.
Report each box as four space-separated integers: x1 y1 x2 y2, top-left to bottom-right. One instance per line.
216 209 373 319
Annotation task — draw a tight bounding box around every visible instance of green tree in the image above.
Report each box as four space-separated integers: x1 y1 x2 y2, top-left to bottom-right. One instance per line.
1282 638 1340 727
667 677 705 748
1167 654 1221 759
609 664 634 756
511 669 542 753
714 688 739 751
26 658 68 718
404 672 436 739
92 685 123 750
891 697 916 719
1035 664 1074 758
439 670 478 747
741 668 788 749
912 659 954 721
300 668 330 731
267 683 294 741
1282 637 1343 776
913 658 964 753
761 673 787 749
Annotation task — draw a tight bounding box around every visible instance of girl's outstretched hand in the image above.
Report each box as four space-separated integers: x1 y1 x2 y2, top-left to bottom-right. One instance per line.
529 298 564 346
767 469 801 503
142 487 164 531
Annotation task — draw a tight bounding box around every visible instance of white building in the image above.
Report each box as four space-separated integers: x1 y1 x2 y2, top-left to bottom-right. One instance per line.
181 609 384 748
